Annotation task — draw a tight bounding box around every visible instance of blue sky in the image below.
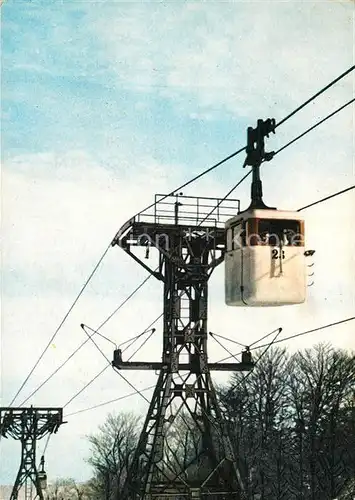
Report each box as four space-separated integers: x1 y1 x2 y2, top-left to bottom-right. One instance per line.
1 0 354 487
2 1 249 168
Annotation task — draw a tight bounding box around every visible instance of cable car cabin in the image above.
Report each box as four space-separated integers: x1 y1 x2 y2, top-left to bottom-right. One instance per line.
225 209 306 306
38 470 47 491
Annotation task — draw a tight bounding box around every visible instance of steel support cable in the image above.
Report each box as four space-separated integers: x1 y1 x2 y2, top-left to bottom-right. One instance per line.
81 316 162 357
297 185 355 212
61 258 185 413
131 65 355 219
9 243 112 406
198 171 251 227
5 81 351 466
18 82 355 408
64 94 355 417
64 385 156 418
208 327 282 374
127 328 158 361
88 329 117 348
65 354 223 459
224 327 283 400
209 332 246 349
246 316 355 353
63 325 150 407
96 82 355 414
248 327 283 348
40 433 51 463
208 332 244 365
23 173 353 407
209 327 282 359
18 273 154 406
63 365 110 408
119 324 157 350
4 66 351 482
57 261 180 412
134 147 246 218
119 313 163 353
174 113 349 385
9 67 354 407
218 328 284 429
88 327 152 404
273 98 355 157
209 173 355 362
198 97 355 366
97 273 153 331
275 65 355 129
19 328 102 407
63 297 184 414
68 331 178 482
61 163 355 413
216 316 355 364
198 97 355 229
60 317 355 418
43 434 51 455
59 308 163 412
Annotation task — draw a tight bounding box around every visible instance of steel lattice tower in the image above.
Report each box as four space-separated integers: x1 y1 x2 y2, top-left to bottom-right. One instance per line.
0 407 63 500
112 194 254 500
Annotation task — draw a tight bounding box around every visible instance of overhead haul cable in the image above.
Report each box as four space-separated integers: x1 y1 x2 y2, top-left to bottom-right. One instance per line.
215 316 355 364
11 66 354 407
24 97 355 408
62 316 354 418
226 327 283 396
9 242 112 406
209 330 249 365
207 97 355 221
297 185 355 212
117 313 163 354
221 316 355 407
217 328 285 420
18 274 154 406
63 324 152 408
19 96 355 411
134 65 355 218
63 365 110 409
64 385 156 418
209 327 282 353
274 64 354 129
249 316 355 353
273 98 354 157
76 332 182 479
39 434 52 466
126 327 158 361
62 311 162 409
64 328 283 446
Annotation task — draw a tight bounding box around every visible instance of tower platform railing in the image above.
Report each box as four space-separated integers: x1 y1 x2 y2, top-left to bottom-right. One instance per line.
135 194 240 228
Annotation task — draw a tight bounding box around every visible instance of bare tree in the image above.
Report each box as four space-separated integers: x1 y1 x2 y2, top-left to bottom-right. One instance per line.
164 410 210 483
221 347 294 500
289 344 355 500
86 411 141 499
45 478 92 500
221 344 355 500
85 345 354 500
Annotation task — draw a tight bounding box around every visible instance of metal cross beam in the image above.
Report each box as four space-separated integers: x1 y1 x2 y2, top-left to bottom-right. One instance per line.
0 407 63 500
112 194 254 500
113 359 253 372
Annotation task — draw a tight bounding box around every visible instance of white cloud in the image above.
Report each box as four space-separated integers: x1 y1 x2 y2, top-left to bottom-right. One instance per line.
1 0 354 486
1 150 175 289
88 1 354 118
2 128 354 483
